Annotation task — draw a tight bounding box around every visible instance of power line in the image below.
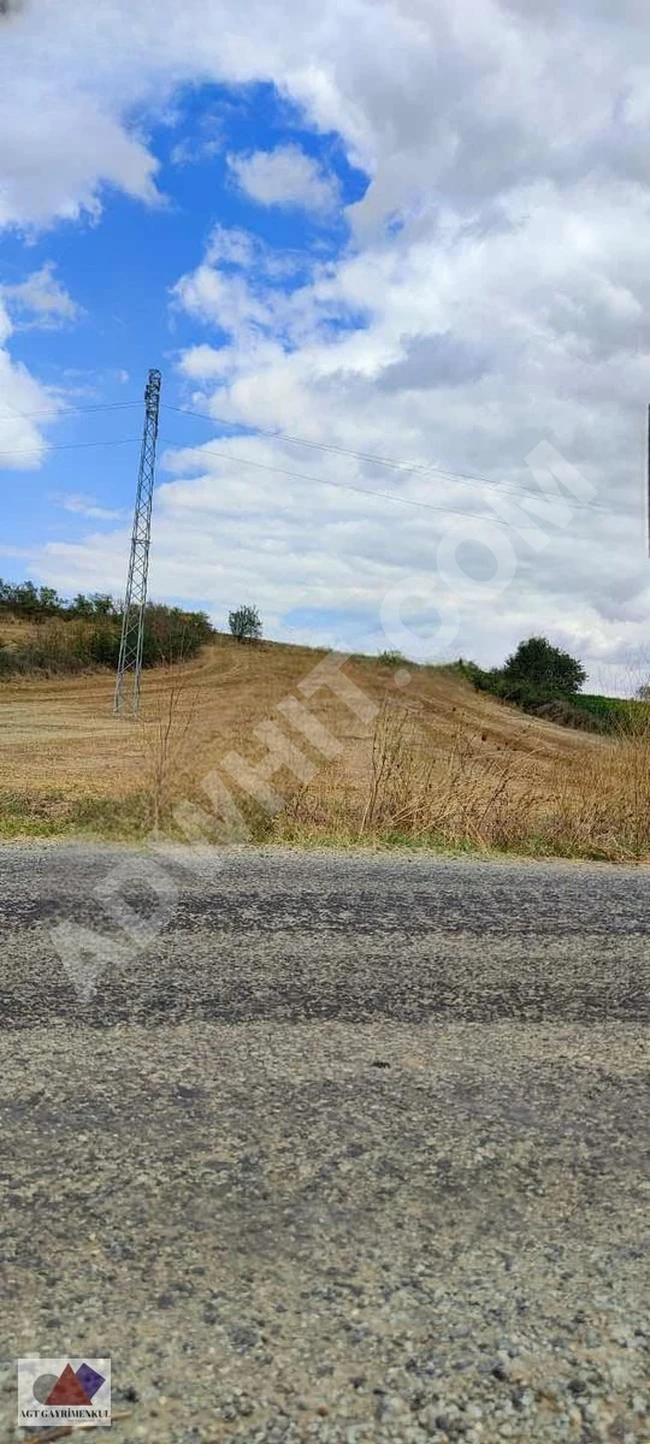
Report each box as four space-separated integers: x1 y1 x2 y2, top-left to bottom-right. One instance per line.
0 393 610 524
0 401 143 426
162 402 603 511
0 395 608 518
0 436 139 459
161 436 608 532
161 438 476 520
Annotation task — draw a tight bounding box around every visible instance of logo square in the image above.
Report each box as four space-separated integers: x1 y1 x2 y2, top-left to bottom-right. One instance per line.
17 1358 111 1428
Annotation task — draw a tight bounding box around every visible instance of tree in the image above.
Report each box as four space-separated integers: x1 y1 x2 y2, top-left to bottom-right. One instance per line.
37 586 61 616
90 593 115 617
12 581 40 620
502 636 586 695
228 604 262 643
69 593 94 618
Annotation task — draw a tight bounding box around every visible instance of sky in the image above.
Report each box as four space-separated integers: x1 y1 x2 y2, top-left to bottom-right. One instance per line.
2 0 650 691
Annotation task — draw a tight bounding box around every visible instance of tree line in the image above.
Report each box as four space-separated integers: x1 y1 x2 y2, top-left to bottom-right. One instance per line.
0 577 215 677
0 579 119 622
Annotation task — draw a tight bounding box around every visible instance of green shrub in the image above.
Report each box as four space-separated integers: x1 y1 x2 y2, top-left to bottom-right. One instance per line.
567 693 642 734
532 698 600 732
502 635 586 695
457 653 639 737
228 604 262 642
0 599 215 679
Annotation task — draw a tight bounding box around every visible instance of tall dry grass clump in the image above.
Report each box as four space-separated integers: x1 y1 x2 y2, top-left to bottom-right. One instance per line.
354 700 526 847
278 698 541 852
539 706 650 861
138 663 200 831
276 695 650 861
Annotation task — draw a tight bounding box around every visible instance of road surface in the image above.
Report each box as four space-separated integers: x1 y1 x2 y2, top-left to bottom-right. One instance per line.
0 844 648 1443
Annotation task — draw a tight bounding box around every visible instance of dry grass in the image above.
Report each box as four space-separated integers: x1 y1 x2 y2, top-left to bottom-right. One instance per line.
137 661 201 831
276 698 650 862
0 615 40 648
1 634 649 859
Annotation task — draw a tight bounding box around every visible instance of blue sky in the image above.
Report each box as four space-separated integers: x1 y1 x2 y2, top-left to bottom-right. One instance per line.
2 0 650 687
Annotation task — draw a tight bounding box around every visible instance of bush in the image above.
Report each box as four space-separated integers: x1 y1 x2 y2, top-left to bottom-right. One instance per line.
228 604 262 642
0 600 215 678
139 604 214 665
567 693 642 734
532 698 600 732
502 636 586 695
456 650 641 737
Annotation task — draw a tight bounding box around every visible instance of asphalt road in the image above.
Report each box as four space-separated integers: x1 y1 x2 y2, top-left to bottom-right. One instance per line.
1 845 649 1444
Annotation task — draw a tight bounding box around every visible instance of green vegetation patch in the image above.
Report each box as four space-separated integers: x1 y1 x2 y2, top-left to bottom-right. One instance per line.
451 639 646 736
0 576 215 679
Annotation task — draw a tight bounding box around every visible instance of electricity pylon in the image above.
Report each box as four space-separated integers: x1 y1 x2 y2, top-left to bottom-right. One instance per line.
113 368 162 717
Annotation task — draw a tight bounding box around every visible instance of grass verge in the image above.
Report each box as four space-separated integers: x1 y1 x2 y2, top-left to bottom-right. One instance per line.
0 791 152 842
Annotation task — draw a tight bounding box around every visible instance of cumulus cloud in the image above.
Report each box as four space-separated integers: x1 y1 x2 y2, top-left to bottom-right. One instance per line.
0 292 65 467
0 262 78 465
227 144 338 212
171 223 349 358
4 0 650 235
376 334 490 392
0 88 159 229
162 166 650 687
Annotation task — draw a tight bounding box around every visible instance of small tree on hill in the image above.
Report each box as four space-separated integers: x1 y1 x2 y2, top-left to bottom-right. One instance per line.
70 593 95 618
503 635 586 695
228 603 262 643
90 593 115 617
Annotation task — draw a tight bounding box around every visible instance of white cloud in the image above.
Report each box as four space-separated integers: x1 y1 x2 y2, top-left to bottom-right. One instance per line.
170 118 223 168
171 137 220 167
0 293 63 467
0 81 160 229
177 344 231 381
55 493 123 521
0 0 649 239
0 261 78 466
160 172 650 687
3 262 80 327
227 144 338 212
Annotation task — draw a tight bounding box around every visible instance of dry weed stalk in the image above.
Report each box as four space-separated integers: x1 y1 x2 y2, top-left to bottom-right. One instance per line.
281 702 541 851
360 706 535 848
359 697 409 836
139 660 199 830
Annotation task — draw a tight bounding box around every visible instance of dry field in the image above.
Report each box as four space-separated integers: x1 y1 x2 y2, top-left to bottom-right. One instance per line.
3 633 649 859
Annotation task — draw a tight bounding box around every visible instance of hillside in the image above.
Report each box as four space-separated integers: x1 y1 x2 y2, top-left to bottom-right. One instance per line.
4 631 645 860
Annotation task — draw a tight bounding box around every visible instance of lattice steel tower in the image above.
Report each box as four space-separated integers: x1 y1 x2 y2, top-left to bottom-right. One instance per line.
113 368 162 717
